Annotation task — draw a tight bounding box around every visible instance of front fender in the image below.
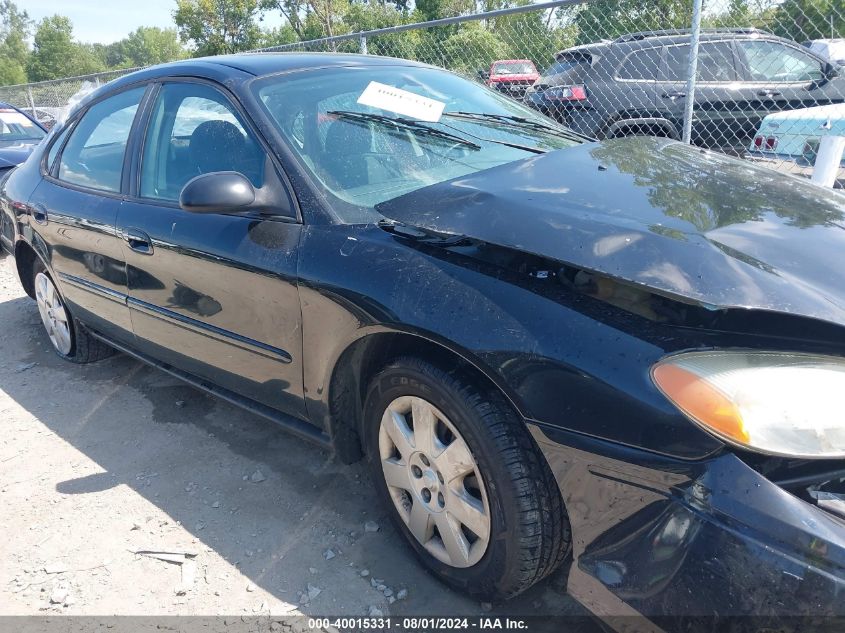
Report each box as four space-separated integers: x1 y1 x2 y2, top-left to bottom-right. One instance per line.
297 223 724 460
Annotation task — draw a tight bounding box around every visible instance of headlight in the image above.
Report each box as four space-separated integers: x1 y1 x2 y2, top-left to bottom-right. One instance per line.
652 351 845 458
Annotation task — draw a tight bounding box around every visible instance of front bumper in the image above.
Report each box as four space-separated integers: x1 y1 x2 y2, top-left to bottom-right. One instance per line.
530 423 845 626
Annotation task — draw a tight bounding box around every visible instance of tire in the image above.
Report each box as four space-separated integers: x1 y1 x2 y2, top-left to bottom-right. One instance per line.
32 260 114 363
363 356 570 601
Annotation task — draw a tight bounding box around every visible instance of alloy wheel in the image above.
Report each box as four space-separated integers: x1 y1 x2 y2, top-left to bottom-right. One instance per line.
34 272 72 356
378 395 491 568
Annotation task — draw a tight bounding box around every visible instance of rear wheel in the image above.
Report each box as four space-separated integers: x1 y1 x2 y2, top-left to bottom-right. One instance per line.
32 260 113 363
364 356 570 600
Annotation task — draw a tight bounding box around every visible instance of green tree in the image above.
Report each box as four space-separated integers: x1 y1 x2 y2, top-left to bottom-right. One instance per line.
121 26 186 66
770 0 845 42
27 15 106 81
431 23 508 74
0 0 31 85
494 8 577 70
174 0 263 56
574 0 693 44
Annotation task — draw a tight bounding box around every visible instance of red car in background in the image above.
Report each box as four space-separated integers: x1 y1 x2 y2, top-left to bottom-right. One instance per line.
481 59 540 98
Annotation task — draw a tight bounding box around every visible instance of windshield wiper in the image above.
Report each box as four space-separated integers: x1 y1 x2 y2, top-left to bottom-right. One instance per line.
443 111 592 142
327 110 481 150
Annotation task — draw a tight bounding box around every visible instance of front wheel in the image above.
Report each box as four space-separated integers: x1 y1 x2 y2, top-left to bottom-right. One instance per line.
364 357 570 600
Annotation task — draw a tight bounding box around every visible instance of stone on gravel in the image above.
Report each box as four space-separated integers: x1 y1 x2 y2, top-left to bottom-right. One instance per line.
250 470 266 483
397 588 408 600
364 520 379 533
360 569 370 577
246 583 257 592
306 583 321 600
368 606 384 617
323 549 335 560
480 602 493 612
211 501 220 508
49 587 68 604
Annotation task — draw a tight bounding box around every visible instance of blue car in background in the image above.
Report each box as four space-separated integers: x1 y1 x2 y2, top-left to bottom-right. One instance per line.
0 102 47 255
0 102 47 178
748 102 845 186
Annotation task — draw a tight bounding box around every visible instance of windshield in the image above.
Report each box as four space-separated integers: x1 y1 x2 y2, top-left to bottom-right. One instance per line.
0 109 45 142
492 61 536 75
253 65 581 222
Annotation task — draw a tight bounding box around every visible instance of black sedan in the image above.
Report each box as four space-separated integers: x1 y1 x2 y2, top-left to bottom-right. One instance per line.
1 53 844 625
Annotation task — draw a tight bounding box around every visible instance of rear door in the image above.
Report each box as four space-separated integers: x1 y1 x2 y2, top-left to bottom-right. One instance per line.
117 80 306 417
659 40 746 150
25 85 148 343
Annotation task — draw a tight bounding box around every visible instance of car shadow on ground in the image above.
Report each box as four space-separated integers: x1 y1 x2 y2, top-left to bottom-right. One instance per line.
0 288 598 626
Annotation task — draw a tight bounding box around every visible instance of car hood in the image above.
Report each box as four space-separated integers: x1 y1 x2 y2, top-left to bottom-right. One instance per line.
376 136 845 327
0 140 39 168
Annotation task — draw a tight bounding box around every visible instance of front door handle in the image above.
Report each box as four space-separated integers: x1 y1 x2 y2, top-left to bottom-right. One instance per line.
122 228 153 255
757 89 782 97
661 91 686 100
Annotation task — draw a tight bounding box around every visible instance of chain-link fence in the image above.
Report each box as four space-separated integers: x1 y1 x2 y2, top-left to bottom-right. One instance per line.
1 0 844 184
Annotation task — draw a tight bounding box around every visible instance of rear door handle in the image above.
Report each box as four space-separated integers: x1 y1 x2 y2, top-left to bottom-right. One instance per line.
757 90 782 97
122 228 153 255
661 91 686 99
31 204 48 225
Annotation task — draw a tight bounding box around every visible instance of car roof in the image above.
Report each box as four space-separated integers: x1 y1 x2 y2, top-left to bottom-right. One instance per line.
82 52 433 111
555 29 806 58
107 52 428 88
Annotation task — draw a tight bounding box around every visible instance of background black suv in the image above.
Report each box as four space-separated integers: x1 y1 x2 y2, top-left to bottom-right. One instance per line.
524 28 845 151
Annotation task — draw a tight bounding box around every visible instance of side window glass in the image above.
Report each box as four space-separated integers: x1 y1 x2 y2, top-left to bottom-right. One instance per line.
617 47 662 81
46 123 73 174
665 42 737 82
740 40 824 82
57 87 145 192
140 83 265 201
695 42 737 82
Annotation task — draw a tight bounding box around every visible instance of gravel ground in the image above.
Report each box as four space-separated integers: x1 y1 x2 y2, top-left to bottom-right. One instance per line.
0 254 593 620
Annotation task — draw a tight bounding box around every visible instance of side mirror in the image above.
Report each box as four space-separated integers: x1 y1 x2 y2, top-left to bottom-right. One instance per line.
477 68 490 81
179 171 256 214
825 62 840 79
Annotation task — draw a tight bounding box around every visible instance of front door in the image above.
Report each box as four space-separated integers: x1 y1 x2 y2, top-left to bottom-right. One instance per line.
734 38 845 140
117 80 306 417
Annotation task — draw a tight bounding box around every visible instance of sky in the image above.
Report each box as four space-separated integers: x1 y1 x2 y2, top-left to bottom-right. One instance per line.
24 0 283 45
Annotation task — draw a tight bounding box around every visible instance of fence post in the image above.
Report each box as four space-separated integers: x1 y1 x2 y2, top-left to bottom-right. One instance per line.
359 35 368 54
682 0 704 144
811 136 845 188
27 87 36 118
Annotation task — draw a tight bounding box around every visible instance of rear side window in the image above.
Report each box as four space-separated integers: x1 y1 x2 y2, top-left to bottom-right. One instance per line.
57 87 145 193
45 124 73 174
665 42 737 82
540 55 591 81
617 47 662 80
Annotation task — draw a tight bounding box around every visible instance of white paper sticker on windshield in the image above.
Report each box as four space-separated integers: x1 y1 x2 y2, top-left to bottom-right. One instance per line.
357 81 445 123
